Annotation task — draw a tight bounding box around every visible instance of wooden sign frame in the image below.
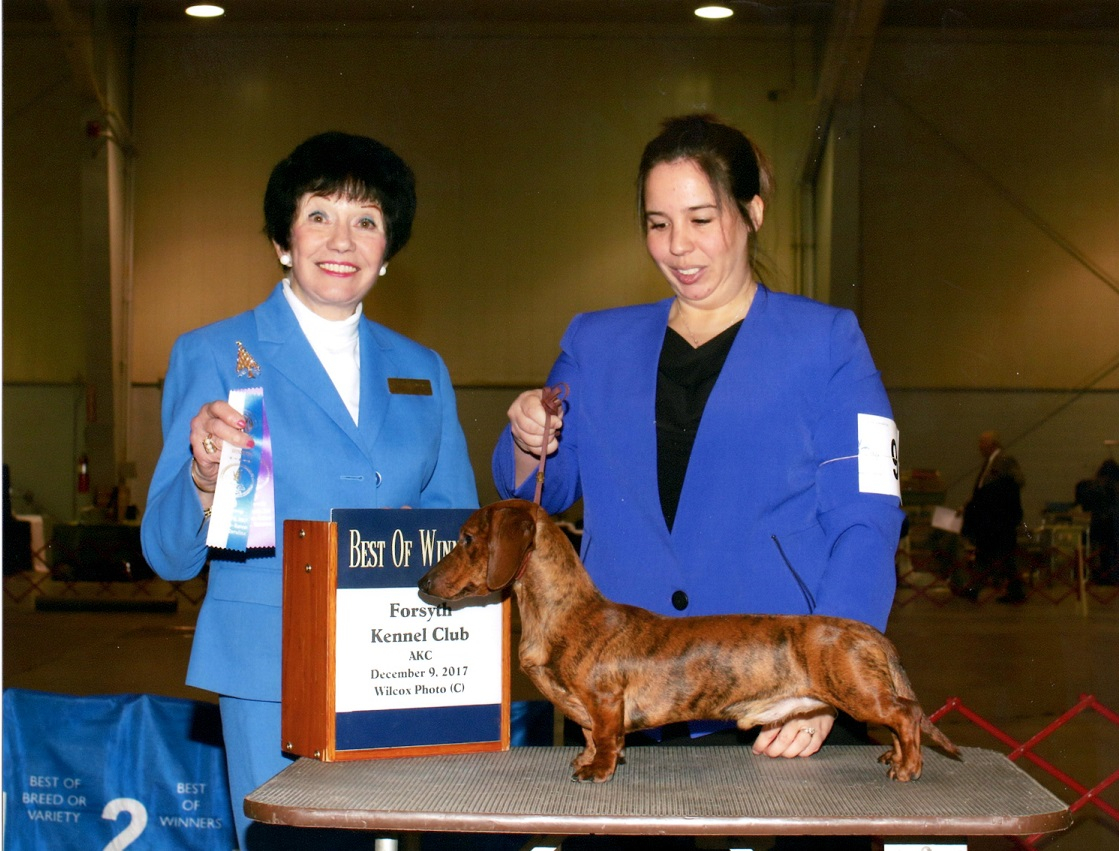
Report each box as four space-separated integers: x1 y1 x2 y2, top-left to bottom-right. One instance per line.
281 510 510 762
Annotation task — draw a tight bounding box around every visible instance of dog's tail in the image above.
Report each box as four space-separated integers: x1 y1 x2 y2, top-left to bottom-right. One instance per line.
920 713 962 759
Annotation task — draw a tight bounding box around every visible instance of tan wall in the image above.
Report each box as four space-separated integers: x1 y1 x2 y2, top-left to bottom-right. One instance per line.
127 22 818 387
857 28 1119 516
861 29 1119 392
3 18 1117 524
2 29 87 383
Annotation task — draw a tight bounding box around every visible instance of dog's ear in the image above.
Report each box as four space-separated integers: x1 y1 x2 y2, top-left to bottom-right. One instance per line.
486 504 537 591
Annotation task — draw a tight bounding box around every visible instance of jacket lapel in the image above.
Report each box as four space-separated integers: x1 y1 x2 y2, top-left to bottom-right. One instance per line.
253 284 367 452
632 299 673 478
609 300 673 536
356 321 391 458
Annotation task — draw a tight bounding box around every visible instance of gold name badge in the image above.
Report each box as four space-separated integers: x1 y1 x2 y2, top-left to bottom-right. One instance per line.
387 378 433 396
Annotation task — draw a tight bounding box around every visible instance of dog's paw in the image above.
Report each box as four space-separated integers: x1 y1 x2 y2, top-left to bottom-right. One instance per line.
571 751 595 771
877 747 905 768
887 764 921 782
568 751 622 782
571 767 615 783
883 752 922 782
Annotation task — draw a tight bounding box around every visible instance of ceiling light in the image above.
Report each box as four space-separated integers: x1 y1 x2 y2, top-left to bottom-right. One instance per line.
695 5 734 19
186 4 225 17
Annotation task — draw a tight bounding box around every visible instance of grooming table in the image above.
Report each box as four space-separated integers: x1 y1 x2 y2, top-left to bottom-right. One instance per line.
245 745 1069 849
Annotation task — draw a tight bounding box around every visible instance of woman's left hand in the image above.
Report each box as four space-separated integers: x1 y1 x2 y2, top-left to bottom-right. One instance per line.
189 399 254 494
751 709 836 759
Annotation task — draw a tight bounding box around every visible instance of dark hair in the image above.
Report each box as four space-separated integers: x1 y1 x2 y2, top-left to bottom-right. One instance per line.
637 114 774 273
263 131 416 260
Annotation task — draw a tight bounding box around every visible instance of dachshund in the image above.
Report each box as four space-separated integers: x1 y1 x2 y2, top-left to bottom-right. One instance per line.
418 499 959 783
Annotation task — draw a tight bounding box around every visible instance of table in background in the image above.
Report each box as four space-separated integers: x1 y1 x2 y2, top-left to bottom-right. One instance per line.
48 522 153 582
12 514 48 572
245 745 1069 850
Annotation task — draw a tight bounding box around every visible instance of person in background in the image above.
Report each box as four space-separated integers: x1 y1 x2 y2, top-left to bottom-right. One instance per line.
494 113 903 762
1076 458 1119 585
142 131 477 849
959 430 1026 603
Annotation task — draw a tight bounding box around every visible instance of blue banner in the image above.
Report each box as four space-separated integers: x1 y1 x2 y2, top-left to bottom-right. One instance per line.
3 689 236 850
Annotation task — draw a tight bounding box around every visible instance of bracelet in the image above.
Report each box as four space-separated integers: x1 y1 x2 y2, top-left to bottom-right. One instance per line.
191 460 217 494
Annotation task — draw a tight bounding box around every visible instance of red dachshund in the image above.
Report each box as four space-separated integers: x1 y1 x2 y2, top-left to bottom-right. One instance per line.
418 499 959 783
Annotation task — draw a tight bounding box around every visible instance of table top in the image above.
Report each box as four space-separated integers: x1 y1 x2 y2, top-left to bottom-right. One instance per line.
245 746 1070 837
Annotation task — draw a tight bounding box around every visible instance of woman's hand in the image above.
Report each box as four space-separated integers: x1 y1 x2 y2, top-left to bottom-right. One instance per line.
508 389 564 458
751 709 836 759
508 389 564 489
189 400 255 496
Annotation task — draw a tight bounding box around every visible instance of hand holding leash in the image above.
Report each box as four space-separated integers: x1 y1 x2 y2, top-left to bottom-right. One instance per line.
533 384 568 505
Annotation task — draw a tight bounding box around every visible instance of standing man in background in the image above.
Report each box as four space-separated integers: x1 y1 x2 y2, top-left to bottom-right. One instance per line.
960 430 1026 603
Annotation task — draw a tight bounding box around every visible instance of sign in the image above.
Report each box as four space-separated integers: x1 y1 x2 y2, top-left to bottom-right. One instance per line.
332 508 505 750
2 690 235 851
857 413 901 498
281 509 510 761
931 505 964 534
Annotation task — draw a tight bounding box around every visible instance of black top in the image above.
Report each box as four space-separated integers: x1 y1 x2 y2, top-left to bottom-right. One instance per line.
656 321 743 530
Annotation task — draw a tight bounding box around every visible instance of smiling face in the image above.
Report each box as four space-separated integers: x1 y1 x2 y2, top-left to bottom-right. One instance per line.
643 158 762 310
277 192 388 320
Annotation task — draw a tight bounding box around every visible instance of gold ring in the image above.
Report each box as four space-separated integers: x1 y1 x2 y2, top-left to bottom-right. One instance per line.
203 435 217 454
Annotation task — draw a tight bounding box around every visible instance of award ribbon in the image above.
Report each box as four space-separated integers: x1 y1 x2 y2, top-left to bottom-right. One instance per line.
206 388 276 551
247 400 275 548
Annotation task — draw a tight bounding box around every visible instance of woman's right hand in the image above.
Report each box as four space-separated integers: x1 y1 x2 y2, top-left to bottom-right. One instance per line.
508 389 564 459
188 400 255 495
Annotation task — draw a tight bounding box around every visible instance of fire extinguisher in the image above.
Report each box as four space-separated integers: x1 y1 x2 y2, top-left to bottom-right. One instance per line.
77 454 90 494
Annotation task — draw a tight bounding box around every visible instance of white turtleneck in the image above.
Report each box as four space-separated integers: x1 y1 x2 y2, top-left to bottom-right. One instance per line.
282 280 361 424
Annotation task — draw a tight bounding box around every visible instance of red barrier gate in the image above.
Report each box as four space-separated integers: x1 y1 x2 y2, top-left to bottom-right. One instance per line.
930 694 1119 848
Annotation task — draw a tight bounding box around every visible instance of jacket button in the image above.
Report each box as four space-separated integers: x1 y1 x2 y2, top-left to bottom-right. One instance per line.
671 590 689 611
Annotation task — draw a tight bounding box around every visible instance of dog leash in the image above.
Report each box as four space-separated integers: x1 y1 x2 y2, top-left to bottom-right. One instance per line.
533 384 568 505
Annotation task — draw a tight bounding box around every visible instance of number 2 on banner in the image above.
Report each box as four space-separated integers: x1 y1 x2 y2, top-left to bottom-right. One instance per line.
101 798 148 850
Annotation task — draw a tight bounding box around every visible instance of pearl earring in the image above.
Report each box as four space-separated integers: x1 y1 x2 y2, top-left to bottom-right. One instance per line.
379 264 388 277
280 253 292 267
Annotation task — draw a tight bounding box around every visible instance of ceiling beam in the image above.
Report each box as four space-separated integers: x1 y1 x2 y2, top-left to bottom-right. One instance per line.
798 0 886 186
42 0 109 112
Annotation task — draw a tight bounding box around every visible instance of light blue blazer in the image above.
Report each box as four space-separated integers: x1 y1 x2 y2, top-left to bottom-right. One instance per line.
142 284 478 701
494 285 903 631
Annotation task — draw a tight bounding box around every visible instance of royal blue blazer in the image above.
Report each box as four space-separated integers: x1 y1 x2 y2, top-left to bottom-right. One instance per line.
142 284 478 701
494 285 903 631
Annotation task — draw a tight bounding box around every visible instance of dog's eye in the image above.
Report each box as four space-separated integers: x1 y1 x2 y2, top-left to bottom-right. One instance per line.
462 534 473 546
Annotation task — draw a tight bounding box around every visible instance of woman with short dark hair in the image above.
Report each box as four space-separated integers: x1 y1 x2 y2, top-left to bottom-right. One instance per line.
143 131 477 849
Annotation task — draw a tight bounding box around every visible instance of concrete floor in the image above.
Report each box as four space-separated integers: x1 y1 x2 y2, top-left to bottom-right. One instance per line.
4 577 1118 850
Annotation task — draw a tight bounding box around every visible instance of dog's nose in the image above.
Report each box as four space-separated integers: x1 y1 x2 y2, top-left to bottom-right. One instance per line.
418 576 430 594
